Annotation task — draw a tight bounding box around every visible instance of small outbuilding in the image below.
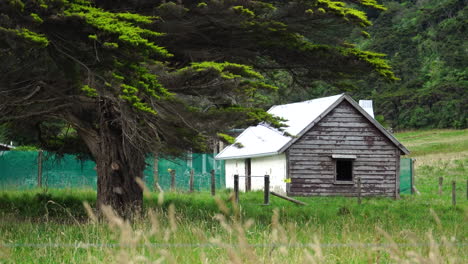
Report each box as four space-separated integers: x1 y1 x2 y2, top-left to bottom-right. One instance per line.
216 94 409 198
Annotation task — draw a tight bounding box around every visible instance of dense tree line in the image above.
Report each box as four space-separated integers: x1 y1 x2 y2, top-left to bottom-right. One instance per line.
358 0 467 129
272 0 467 129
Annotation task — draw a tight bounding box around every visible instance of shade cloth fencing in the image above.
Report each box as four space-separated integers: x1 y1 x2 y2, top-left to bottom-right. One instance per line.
0 151 225 191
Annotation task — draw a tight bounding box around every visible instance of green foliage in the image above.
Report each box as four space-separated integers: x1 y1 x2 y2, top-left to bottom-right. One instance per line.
30 13 43 23
341 48 398 80
11 145 38 151
361 30 370 38
81 84 98 97
7 0 25 11
353 0 467 129
65 1 170 57
102 42 118 48
197 2 207 8
187 61 264 80
216 133 236 144
0 27 49 47
232 6 255 17
119 84 158 115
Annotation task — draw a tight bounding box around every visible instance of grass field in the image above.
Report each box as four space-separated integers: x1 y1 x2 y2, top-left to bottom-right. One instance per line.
0 129 467 263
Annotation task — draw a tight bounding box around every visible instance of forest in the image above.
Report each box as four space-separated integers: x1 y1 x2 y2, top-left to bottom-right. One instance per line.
272 0 467 129
359 0 466 129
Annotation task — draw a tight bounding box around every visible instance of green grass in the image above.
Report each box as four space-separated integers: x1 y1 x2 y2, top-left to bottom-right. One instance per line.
1 129 467 263
395 129 468 157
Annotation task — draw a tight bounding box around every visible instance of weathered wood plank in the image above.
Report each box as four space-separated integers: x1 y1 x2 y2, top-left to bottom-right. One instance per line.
292 175 388 180
310 127 378 132
353 154 397 158
354 161 397 167
322 117 367 122
289 156 396 162
300 135 387 141
271 192 307 205
354 158 397 162
290 163 396 170
291 174 334 178
290 184 397 190
354 171 396 175
288 149 397 155
354 165 396 171
317 122 370 128
292 178 395 184
289 170 334 174
331 107 357 113
290 165 333 171
294 140 391 147
290 155 333 163
326 112 364 118
304 130 380 136
290 186 394 192
291 144 396 150
289 191 394 197
288 193 394 198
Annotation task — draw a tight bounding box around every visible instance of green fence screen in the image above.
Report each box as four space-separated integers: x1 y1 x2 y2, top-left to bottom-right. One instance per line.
1 151 410 194
0 151 225 191
399 158 413 195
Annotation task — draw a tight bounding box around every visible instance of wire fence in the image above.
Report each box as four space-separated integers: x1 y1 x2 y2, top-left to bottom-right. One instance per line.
0 151 225 191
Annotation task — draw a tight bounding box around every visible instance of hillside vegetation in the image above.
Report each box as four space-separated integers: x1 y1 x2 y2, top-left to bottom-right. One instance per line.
355 0 467 129
270 0 467 130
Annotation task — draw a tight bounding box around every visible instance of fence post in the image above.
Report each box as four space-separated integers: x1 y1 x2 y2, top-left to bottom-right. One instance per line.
170 170 176 191
189 169 194 193
264 175 270 205
153 154 159 191
37 150 43 188
357 177 362 205
439 177 443 195
411 159 415 194
211 169 215 196
234 174 239 204
452 181 456 206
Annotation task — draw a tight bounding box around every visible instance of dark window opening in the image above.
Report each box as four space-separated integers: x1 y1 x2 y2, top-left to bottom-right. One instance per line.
336 159 353 181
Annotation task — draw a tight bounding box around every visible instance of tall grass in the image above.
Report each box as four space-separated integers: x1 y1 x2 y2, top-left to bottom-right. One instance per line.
0 186 466 263
0 129 467 263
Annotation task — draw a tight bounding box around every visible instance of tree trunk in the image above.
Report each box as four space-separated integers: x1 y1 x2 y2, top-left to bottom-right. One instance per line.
74 114 146 217
94 133 146 216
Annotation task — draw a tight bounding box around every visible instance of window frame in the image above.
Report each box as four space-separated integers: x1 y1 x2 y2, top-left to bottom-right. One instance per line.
332 155 356 185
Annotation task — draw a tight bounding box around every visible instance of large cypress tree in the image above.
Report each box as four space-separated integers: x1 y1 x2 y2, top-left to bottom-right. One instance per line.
0 0 394 214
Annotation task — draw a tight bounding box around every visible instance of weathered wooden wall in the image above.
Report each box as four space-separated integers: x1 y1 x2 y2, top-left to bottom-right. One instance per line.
287 101 400 197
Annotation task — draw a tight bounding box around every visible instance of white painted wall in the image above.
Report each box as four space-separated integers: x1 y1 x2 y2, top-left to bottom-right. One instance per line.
225 154 287 193
225 158 245 190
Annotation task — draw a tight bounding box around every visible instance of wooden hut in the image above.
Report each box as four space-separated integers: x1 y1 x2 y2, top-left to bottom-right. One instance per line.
216 94 409 198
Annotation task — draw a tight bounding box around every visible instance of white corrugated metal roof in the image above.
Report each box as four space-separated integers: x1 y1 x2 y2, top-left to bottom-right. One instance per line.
216 94 344 160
